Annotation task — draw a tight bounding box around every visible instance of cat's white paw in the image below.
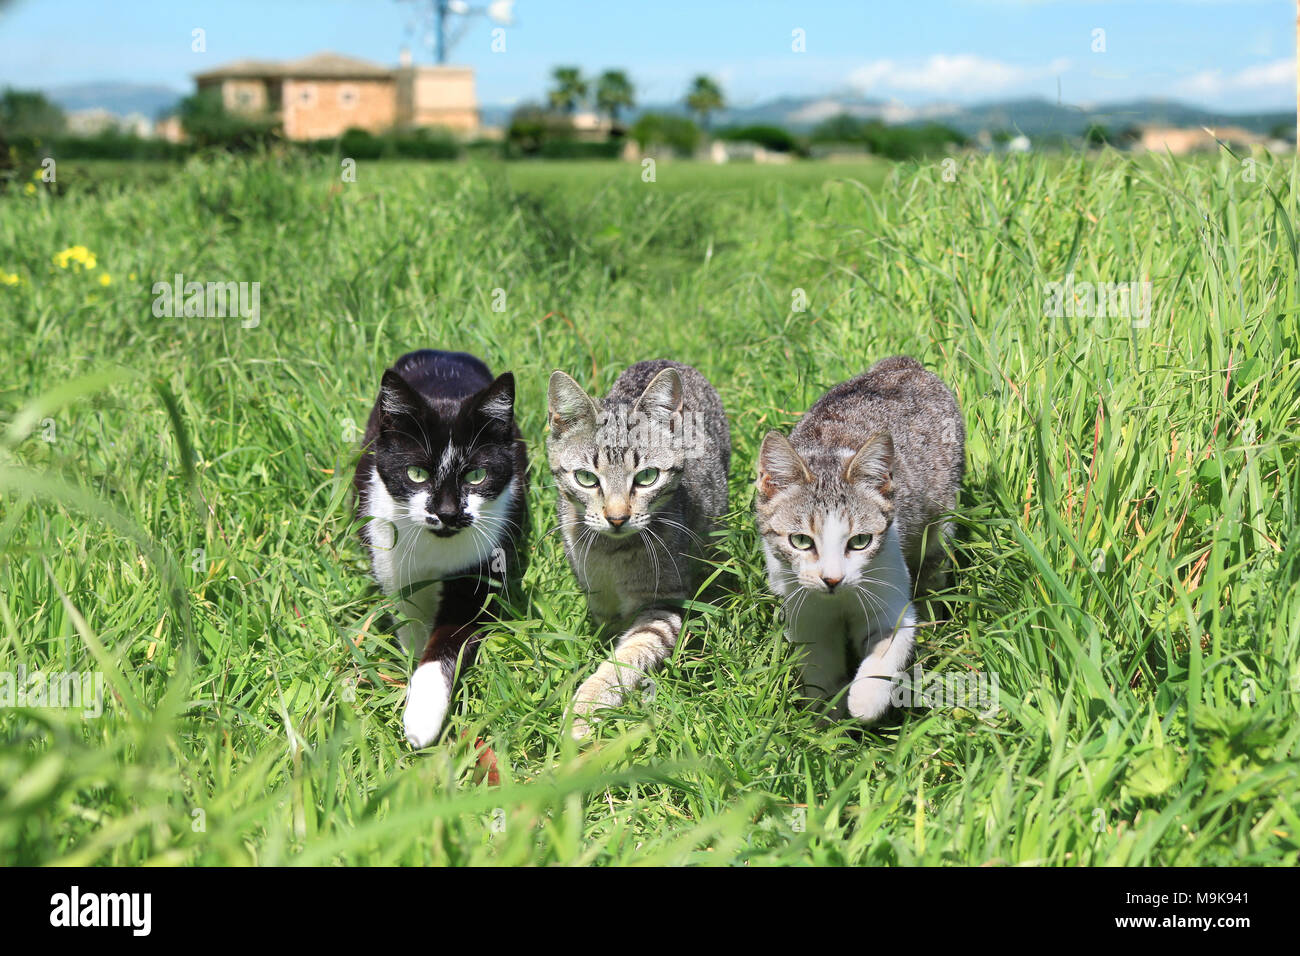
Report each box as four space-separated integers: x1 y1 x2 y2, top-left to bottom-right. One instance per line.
570 670 622 740
847 673 898 723
404 662 450 749
569 715 593 740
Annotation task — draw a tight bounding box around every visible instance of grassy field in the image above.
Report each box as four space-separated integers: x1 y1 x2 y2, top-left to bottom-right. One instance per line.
1 151 1297 866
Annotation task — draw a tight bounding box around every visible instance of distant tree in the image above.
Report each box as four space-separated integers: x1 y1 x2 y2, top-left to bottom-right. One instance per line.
594 70 635 123
809 113 871 144
1083 123 1111 148
630 112 700 157
1115 124 1144 148
685 75 724 131
1268 120 1296 143
178 88 278 150
548 67 588 115
506 102 573 154
809 114 963 159
907 123 967 157
0 88 65 139
716 124 798 152
629 112 663 151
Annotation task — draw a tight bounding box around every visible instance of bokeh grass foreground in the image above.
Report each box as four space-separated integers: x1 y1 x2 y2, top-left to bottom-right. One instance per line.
1 152 1297 865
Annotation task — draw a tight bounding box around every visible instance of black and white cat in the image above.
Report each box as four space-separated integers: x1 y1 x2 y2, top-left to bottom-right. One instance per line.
353 350 527 748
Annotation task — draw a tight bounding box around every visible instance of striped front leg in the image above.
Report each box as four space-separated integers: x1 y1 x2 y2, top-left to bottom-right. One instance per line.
570 607 682 739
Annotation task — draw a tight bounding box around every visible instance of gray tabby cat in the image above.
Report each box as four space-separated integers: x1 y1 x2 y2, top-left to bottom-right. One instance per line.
547 360 731 738
755 356 963 723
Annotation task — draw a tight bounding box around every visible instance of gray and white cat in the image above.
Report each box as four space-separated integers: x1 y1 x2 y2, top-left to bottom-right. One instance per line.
754 356 963 723
547 360 731 738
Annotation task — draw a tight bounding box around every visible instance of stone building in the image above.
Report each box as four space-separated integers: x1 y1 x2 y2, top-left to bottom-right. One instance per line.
194 51 478 140
1134 125 1261 155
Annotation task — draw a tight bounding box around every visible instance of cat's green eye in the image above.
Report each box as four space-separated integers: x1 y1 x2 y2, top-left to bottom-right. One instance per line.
848 533 874 551
464 467 487 486
789 533 814 551
574 469 599 488
407 465 429 483
633 467 659 487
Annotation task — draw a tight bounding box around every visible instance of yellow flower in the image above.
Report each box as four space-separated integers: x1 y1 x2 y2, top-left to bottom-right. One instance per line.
99 273 112 286
0 270 20 286
24 183 37 196
128 272 137 281
52 245 98 271
31 168 43 181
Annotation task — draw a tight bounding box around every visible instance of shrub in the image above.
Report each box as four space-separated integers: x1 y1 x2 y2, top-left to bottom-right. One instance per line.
312 127 461 161
536 139 621 160
178 89 279 151
1083 123 1111 148
337 127 384 160
630 112 700 157
52 132 189 160
716 124 798 153
506 103 574 155
388 127 459 160
3 130 190 163
463 138 506 160
0 88 65 140
810 114 965 160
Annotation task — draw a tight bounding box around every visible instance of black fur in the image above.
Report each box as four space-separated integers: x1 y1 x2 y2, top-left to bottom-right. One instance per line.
353 349 528 677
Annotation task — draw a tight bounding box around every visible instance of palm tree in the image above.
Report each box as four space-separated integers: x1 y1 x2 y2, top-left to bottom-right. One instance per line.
548 66 588 115
595 70 635 124
685 75 724 131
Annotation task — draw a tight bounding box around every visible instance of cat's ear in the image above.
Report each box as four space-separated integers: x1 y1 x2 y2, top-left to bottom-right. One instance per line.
845 433 893 493
379 370 423 426
548 370 597 437
472 373 516 435
633 367 683 425
758 431 812 496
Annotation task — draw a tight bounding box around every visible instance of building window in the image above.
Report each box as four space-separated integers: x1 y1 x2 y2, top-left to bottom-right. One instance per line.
338 85 359 109
296 84 317 107
235 90 254 109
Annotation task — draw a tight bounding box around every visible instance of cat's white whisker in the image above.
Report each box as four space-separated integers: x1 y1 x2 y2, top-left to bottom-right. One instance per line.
354 351 526 748
547 362 729 735
755 356 962 725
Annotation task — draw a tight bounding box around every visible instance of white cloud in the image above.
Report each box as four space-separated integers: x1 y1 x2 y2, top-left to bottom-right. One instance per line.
1179 58 1293 97
848 54 1071 98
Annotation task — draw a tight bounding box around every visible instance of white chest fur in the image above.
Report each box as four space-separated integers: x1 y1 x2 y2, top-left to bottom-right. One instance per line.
769 525 914 651
362 466 516 650
574 548 642 622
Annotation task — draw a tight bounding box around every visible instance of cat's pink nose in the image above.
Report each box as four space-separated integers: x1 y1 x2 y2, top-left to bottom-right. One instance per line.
606 513 628 529
822 575 842 591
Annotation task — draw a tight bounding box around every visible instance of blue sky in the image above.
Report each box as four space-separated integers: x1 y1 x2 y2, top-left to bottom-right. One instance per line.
0 0 1294 110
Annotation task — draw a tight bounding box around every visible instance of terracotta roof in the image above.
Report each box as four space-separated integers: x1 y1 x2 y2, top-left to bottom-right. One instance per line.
195 52 392 81
194 58 284 80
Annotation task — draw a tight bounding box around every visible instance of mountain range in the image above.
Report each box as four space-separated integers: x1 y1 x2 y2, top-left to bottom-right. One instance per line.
42 82 186 119
711 95 1293 138
40 82 1294 139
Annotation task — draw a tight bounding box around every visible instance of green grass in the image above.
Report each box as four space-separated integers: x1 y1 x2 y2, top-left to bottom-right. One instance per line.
1 151 1297 866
